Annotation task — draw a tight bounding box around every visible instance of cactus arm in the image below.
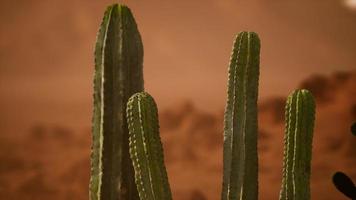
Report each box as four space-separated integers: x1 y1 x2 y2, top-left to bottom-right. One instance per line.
221 31 260 200
279 89 315 200
90 4 143 200
127 92 172 200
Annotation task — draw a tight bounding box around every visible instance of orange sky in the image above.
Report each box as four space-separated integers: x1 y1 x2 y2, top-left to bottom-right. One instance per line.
0 0 355 132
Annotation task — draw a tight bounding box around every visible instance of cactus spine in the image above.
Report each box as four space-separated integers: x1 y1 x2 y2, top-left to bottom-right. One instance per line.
221 31 260 200
90 4 143 200
279 89 315 200
126 92 172 200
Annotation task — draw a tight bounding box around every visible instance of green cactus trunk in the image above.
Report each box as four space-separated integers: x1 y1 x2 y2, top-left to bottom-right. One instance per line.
279 89 315 200
221 31 260 200
126 92 172 200
89 4 143 200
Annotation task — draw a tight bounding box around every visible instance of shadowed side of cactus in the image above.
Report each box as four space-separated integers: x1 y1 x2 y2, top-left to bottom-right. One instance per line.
279 89 315 200
126 92 172 200
90 4 143 200
221 31 260 200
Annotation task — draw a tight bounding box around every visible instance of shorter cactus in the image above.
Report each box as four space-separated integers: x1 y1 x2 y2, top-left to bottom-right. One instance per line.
126 92 172 200
279 89 315 200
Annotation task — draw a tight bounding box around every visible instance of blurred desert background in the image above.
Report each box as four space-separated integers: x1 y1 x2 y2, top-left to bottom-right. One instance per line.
0 0 355 199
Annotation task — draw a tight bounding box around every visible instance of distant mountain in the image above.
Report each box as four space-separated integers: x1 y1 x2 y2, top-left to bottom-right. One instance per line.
0 71 355 200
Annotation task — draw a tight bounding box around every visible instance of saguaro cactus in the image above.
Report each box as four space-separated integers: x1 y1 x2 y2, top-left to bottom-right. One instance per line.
279 89 315 200
126 92 172 200
90 4 143 200
221 31 260 200
88 7 319 197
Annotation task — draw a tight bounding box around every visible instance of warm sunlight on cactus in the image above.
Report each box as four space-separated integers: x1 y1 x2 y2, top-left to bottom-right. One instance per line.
90 4 143 200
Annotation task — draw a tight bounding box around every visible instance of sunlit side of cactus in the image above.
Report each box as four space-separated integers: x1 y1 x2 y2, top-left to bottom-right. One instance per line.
126 92 172 200
279 89 315 200
90 4 143 200
221 31 260 200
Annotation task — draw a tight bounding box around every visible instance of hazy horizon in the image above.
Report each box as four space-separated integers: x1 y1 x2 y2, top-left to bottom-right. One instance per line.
0 1 355 199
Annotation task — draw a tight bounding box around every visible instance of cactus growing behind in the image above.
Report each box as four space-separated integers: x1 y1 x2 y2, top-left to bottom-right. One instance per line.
89 4 143 200
126 92 172 200
221 31 260 200
279 89 315 200
351 122 356 136
332 124 356 199
333 171 356 199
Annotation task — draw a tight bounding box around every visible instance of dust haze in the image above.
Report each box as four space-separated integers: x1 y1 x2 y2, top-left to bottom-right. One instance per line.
0 1 355 199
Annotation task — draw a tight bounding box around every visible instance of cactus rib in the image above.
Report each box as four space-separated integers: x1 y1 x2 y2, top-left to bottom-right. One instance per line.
127 92 172 200
279 89 315 200
90 4 143 200
222 31 260 200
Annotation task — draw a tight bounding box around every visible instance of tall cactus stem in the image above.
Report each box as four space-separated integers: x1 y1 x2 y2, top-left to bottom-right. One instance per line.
279 89 315 200
221 31 260 200
126 92 172 200
89 4 143 200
